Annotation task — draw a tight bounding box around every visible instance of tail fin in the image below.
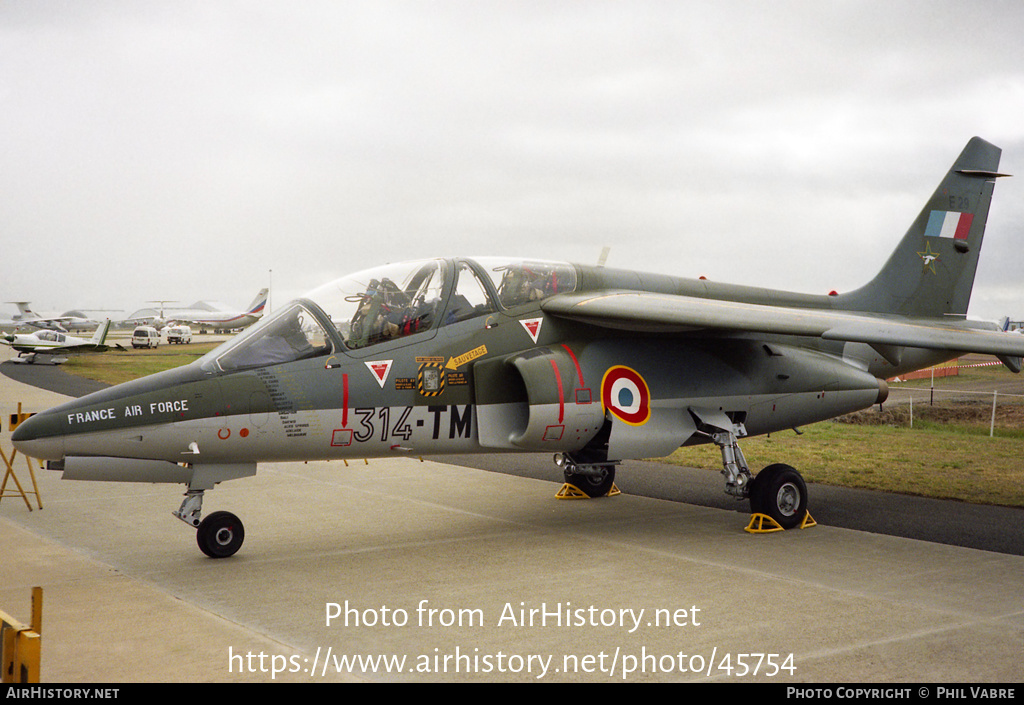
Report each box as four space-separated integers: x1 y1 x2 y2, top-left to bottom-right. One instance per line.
839 137 1009 317
90 319 111 345
8 302 37 320
247 288 269 315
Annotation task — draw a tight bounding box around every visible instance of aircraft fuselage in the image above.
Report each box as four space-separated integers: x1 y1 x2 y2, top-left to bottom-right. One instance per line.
14 261 894 468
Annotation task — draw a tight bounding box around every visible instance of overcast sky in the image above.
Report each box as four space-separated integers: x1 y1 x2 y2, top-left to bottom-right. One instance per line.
3 0 1024 322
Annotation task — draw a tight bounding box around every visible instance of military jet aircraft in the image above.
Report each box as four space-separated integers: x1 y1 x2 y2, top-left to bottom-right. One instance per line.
2 319 119 363
12 137 1024 558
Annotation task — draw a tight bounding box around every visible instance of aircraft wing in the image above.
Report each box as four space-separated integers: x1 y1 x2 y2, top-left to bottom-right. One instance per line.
6 318 68 332
542 291 1024 362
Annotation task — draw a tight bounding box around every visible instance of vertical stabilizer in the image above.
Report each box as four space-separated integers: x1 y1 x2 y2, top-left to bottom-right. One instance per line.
838 137 1008 317
12 302 36 317
247 289 269 315
90 319 112 345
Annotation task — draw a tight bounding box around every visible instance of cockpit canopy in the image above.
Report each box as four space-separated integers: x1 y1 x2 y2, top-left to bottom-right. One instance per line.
34 330 66 343
202 257 577 373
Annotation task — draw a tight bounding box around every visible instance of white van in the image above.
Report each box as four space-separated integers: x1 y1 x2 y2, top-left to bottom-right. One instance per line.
166 325 192 345
131 326 161 349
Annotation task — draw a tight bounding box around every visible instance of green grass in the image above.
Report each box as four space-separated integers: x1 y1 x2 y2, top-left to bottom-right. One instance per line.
61 342 221 385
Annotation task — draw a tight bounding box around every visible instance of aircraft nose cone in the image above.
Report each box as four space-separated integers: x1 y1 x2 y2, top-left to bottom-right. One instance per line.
11 411 64 461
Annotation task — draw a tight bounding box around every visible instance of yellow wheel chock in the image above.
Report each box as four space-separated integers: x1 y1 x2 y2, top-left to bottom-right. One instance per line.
555 482 621 499
744 511 816 533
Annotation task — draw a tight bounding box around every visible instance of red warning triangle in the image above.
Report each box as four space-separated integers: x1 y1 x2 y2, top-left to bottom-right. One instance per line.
365 360 393 388
520 318 543 343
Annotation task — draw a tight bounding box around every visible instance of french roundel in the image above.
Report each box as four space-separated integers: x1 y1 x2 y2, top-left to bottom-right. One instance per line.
601 366 651 426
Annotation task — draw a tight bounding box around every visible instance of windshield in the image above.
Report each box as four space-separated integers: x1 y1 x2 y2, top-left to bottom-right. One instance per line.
208 301 332 372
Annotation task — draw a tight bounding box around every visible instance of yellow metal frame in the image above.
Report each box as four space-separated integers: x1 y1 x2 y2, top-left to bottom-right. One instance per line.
1 404 42 511
745 511 817 533
555 482 621 499
1 587 42 683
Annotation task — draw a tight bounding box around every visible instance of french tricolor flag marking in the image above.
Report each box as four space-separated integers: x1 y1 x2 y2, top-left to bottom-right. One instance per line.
924 210 973 240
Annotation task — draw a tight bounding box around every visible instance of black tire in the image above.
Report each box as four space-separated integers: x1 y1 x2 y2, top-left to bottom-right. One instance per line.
563 465 615 498
197 511 245 558
750 464 807 530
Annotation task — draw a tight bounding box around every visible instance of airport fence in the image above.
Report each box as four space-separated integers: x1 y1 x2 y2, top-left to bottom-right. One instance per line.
866 358 1024 437
883 386 1024 436
851 356 1024 433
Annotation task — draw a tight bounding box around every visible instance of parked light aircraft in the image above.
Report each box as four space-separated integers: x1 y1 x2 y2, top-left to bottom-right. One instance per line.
126 289 268 331
12 138 1024 558
2 319 119 363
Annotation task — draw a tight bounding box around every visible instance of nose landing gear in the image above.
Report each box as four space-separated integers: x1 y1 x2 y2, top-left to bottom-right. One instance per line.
174 488 246 558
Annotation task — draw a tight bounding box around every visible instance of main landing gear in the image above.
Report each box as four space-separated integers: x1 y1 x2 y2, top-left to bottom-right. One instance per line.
696 412 812 531
174 489 245 558
553 452 619 498
551 416 812 530
747 463 808 530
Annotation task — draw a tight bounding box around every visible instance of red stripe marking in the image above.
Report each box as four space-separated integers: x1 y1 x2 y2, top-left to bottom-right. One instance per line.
549 359 564 423
955 213 973 239
342 374 349 427
560 344 584 386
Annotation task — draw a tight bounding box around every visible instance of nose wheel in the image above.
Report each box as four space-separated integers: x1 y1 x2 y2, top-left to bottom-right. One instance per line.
175 488 246 558
196 511 245 558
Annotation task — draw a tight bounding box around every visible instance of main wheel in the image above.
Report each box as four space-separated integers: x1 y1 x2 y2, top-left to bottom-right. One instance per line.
563 465 616 498
197 511 245 558
750 464 807 530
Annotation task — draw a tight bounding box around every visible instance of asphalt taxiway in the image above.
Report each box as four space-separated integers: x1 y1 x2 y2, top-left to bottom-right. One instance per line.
1 347 1022 682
